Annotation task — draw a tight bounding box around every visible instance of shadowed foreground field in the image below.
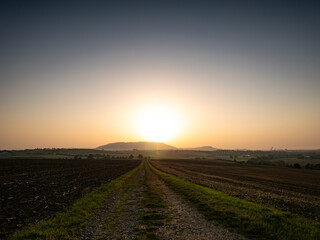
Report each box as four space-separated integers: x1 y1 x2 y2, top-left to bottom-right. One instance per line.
8 160 320 240
151 159 320 222
0 158 140 239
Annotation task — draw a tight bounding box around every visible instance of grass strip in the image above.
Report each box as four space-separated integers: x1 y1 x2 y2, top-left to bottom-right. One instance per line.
103 165 143 238
135 163 169 240
11 162 143 240
149 161 320 240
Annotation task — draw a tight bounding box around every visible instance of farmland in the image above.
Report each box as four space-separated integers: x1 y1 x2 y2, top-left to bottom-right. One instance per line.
0 158 140 239
11 160 320 240
3 149 320 168
150 159 320 222
2 156 320 239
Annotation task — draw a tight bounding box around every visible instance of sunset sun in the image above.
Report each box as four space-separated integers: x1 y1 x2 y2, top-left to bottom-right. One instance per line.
135 105 180 142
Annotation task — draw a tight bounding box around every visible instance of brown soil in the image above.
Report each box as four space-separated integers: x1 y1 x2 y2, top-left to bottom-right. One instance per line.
151 159 320 222
0 158 140 239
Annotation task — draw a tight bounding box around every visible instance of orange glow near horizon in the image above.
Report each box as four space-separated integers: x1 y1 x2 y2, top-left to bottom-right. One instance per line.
1 46 320 150
1 1 320 151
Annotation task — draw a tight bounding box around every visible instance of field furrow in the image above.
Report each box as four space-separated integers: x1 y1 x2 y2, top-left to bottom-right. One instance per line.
151 159 320 222
0 159 140 239
5 159 320 239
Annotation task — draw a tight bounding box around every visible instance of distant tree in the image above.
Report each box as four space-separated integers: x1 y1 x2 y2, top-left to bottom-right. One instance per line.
87 154 94 160
305 163 320 170
138 154 143 160
305 163 312 169
129 154 134 159
293 163 301 169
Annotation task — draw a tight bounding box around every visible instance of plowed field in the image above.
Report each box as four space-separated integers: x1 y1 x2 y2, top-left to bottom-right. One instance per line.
0 158 140 239
151 159 320 222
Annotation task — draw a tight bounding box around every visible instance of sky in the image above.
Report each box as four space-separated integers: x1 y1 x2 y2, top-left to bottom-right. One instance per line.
0 0 320 150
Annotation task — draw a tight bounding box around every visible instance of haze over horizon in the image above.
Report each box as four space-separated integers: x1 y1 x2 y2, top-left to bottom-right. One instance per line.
1 1 320 150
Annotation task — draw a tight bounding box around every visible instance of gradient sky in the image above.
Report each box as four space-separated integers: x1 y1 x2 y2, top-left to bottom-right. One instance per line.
1 0 320 150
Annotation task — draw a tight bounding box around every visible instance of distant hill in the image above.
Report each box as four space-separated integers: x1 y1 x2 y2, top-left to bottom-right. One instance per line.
96 142 177 151
182 146 218 151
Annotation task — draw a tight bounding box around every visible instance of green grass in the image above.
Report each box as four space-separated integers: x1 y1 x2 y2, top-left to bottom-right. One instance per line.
103 164 144 238
11 162 143 240
149 161 320 240
135 163 170 240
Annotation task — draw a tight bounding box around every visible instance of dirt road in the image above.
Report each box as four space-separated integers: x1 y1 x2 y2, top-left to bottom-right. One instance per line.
75 161 244 240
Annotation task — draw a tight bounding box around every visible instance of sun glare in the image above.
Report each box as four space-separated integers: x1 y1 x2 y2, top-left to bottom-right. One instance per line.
135 105 180 142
